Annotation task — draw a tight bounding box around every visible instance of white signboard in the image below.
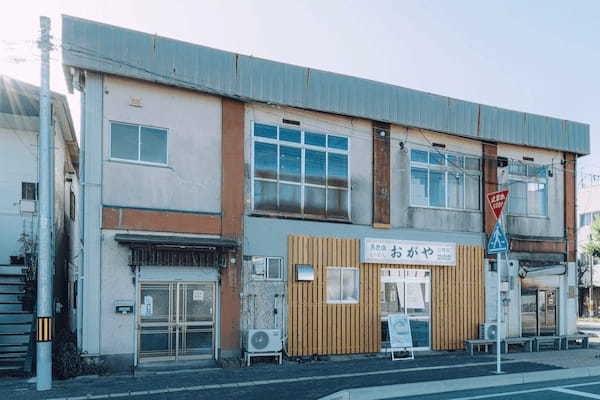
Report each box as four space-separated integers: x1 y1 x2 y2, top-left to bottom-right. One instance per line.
362 238 456 266
193 290 204 301
388 313 413 349
141 295 153 317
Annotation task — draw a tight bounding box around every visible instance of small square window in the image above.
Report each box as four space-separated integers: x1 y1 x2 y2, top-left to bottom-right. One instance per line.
251 257 283 281
326 267 359 303
22 182 37 200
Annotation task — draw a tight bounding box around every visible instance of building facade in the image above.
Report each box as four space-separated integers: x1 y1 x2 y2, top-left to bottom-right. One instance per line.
0 76 79 372
62 16 590 370
577 180 600 317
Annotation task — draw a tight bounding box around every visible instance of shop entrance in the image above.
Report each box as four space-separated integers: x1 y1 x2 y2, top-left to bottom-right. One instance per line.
521 288 558 337
380 269 431 350
138 281 215 363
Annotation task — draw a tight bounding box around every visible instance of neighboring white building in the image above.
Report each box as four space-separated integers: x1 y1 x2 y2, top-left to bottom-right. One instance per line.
0 76 79 352
577 181 600 316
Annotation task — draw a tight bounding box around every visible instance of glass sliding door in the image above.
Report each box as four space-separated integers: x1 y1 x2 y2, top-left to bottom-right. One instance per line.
380 269 431 350
138 281 215 363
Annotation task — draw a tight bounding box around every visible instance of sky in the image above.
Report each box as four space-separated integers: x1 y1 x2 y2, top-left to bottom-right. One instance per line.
1 0 599 177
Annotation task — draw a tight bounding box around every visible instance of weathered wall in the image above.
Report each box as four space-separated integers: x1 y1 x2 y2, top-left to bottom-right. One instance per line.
243 104 373 225
390 126 483 232
101 76 222 213
497 144 564 238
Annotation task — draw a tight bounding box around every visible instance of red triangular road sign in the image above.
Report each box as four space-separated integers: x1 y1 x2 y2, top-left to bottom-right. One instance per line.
487 189 509 220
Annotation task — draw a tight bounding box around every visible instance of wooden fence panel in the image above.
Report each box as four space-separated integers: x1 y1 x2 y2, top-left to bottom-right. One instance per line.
287 235 485 356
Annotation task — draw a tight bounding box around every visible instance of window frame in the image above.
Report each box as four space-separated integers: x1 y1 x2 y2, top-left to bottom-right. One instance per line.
409 146 482 212
21 182 38 201
250 122 351 221
326 266 360 304
108 121 169 166
506 161 549 218
251 256 284 281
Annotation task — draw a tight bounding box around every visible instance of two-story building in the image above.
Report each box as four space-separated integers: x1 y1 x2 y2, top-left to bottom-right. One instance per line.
0 76 79 373
62 16 590 371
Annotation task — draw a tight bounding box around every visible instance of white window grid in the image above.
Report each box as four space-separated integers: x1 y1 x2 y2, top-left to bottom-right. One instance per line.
251 256 284 281
108 120 169 166
505 161 549 217
326 266 360 304
409 147 482 211
251 122 351 219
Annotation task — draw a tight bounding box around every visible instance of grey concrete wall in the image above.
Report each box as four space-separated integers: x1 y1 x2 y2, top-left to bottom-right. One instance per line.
390 126 484 232
101 76 222 213
243 104 373 225
498 144 564 238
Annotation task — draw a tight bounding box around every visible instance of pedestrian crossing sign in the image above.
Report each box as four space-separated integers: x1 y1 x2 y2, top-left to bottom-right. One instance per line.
487 220 508 254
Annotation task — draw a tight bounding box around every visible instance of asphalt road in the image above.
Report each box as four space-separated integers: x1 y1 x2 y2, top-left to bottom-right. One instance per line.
396 376 600 400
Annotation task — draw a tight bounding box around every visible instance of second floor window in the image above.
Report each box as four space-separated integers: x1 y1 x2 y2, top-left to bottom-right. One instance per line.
506 161 548 217
410 148 481 211
110 122 168 165
252 123 350 220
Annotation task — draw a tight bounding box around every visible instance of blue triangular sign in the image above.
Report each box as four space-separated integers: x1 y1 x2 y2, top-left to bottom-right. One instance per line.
487 221 508 254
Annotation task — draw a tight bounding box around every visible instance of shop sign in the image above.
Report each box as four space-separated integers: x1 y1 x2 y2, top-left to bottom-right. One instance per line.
362 238 456 266
388 313 413 349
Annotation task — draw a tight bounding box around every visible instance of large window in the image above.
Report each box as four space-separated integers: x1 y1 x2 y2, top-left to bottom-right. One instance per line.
110 122 168 165
506 161 548 217
580 212 600 228
252 123 350 219
326 267 359 303
409 148 481 210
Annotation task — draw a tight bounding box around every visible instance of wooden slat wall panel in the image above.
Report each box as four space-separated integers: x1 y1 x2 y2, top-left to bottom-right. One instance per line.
287 236 485 356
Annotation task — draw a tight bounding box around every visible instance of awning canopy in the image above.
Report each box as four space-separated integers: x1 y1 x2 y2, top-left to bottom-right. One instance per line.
114 234 238 268
519 264 566 278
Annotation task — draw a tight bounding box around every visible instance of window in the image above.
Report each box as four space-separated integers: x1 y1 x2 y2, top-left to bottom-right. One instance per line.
506 161 548 217
409 148 481 210
69 191 76 221
326 267 359 303
251 257 283 281
21 182 37 200
110 122 168 164
252 123 350 219
580 212 600 227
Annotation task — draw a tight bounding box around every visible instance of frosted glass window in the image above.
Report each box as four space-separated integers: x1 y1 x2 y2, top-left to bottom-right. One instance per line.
327 267 359 303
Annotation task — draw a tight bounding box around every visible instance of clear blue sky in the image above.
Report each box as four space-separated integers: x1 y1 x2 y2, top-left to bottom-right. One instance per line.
2 0 598 175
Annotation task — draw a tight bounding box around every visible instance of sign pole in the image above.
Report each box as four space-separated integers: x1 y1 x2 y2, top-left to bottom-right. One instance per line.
496 251 501 373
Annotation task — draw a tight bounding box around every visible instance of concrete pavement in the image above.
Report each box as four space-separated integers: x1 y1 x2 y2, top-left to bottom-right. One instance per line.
0 349 598 400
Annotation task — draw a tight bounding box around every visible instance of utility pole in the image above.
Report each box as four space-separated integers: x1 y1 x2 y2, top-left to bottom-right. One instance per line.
37 15 53 391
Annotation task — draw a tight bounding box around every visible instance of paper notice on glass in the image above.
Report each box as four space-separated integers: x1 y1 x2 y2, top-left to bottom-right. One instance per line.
193 290 204 301
388 313 413 349
141 295 153 316
405 283 425 310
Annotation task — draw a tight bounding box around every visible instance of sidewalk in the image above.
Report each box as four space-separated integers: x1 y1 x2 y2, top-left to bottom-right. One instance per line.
0 349 598 400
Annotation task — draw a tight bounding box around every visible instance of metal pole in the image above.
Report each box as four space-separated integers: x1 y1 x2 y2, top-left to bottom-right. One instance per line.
496 252 502 373
36 15 53 391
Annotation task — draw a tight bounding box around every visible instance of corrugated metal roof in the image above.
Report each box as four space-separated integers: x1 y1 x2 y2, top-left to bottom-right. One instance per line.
61 15 590 155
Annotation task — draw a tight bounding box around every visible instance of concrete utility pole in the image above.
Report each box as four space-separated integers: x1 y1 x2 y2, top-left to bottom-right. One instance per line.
37 15 53 391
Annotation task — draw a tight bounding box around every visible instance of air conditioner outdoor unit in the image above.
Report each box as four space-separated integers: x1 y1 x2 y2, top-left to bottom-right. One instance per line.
479 323 498 340
247 329 282 353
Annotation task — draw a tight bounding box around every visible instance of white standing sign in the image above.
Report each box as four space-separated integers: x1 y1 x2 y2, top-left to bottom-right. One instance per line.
362 238 456 266
387 313 414 360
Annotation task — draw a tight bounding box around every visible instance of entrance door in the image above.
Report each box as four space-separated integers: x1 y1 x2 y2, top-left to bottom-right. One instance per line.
138 281 215 363
520 288 558 336
380 269 431 350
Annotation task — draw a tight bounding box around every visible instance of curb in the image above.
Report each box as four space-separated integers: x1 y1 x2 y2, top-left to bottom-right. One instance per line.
320 366 600 400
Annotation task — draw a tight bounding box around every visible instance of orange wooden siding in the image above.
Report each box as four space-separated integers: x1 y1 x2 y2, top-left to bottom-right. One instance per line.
287 235 485 356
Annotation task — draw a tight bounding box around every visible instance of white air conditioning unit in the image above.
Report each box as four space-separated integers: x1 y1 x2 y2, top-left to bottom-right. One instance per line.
20 200 36 214
247 329 282 353
479 323 498 340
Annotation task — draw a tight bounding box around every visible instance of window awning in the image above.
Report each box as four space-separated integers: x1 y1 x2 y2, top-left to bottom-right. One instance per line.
519 264 566 278
114 233 238 268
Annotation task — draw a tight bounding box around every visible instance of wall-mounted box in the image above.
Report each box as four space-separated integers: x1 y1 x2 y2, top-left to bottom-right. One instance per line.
20 200 36 214
114 300 134 314
296 264 314 281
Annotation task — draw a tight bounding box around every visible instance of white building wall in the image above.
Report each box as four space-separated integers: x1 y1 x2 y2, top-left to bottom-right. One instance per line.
101 76 222 213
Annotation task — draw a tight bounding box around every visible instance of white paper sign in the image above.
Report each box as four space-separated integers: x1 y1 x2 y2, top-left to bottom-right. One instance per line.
141 295 153 316
388 313 413 349
405 283 425 310
362 238 456 266
193 290 204 301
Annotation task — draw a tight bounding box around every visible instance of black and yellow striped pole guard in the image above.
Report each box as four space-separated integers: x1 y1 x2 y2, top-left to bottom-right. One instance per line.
36 316 53 342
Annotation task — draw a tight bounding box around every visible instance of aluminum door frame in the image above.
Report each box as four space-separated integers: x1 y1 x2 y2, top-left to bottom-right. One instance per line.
379 269 432 351
137 280 216 363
